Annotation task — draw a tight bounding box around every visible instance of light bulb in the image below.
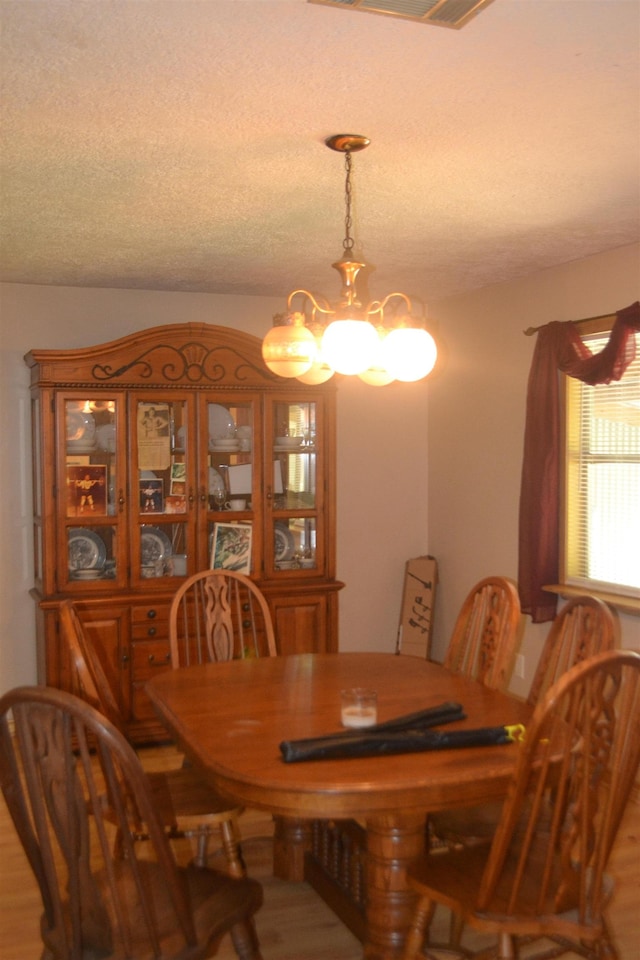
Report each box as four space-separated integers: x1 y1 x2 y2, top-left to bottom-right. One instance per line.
297 360 335 385
384 327 437 382
357 330 395 385
262 314 317 378
321 319 379 376
358 366 395 386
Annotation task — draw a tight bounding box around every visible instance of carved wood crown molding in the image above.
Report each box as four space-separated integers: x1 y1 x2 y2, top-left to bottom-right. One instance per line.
26 323 335 392
91 338 274 386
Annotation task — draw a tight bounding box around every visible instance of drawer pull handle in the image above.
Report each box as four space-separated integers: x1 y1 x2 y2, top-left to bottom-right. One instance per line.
148 653 170 666
147 626 157 637
147 610 157 619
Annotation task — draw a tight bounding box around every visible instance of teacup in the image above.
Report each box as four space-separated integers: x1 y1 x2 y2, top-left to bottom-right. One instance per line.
226 498 247 511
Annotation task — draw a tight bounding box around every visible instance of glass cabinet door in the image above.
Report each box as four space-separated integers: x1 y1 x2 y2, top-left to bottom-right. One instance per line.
60 395 124 588
268 398 321 574
132 395 193 582
204 396 259 574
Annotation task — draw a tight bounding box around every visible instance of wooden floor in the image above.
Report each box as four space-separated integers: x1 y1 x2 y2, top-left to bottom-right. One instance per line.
1 744 638 960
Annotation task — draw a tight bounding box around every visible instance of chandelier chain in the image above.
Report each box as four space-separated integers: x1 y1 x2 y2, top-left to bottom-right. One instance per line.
343 150 354 257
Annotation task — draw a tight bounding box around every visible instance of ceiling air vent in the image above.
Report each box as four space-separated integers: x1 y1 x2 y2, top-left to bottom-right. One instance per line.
308 0 495 29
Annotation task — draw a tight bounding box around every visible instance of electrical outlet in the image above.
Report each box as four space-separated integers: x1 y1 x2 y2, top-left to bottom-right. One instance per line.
515 654 525 679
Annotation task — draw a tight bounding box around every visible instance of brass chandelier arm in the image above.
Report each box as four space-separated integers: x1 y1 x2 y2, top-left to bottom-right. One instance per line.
366 292 427 327
286 289 335 318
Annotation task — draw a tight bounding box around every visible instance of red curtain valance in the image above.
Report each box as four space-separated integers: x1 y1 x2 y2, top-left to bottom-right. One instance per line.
517 300 640 623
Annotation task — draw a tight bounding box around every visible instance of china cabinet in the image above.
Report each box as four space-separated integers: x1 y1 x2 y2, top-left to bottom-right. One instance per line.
25 323 342 742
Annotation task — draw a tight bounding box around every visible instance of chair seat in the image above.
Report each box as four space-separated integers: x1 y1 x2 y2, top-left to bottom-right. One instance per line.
41 859 263 960
147 766 244 824
429 801 504 848
408 845 612 943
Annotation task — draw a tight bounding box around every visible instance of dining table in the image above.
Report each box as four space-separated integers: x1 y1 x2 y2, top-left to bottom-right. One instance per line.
146 652 532 960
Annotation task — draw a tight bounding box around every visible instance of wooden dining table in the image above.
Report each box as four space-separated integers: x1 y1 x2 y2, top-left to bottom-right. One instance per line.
146 652 531 960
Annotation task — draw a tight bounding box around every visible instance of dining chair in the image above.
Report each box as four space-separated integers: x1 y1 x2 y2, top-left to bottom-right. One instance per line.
169 569 278 666
442 575 522 692
426 575 521 855
434 595 619 846
59 599 246 876
404 648 640 960
0 685 264 960
526 594 619 707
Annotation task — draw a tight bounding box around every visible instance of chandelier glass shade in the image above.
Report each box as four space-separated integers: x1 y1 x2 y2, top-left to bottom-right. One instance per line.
260 312 317 378
261 135 437 386
385 326 438 382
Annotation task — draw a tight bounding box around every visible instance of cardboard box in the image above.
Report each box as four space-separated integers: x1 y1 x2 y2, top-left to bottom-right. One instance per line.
396 555 437 659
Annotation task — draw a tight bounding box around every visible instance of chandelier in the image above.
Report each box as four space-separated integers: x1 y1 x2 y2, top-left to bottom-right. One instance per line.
261 135 438 386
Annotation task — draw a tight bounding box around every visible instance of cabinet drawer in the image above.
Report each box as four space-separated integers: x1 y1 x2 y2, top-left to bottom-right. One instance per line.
131 602 171 640
132 639 173 680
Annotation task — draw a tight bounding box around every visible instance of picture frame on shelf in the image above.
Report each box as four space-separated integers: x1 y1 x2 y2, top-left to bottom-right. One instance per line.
210 522 252 574
139 478 164 514
66 464 107 517
170 462 186 497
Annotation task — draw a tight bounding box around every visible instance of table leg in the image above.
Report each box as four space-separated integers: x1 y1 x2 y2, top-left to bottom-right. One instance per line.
272 815 313 881
363 813 426 960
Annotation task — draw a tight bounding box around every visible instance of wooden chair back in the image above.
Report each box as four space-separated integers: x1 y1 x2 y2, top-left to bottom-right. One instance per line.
58 598 124 732
527 595 618 706
478 649 640 935
443 576 521 691
0 685 264 960
169 570 277 667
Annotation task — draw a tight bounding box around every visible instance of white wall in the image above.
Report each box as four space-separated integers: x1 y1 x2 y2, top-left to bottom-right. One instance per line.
1 243 638 697
428 242 640 697
0 283 430 693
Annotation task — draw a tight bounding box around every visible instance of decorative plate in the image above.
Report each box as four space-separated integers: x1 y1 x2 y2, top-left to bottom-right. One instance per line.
67 528 107 571
208 404 236 441
274 522 295 562
72 568 103 580
211 441 240 453
141 526 172 565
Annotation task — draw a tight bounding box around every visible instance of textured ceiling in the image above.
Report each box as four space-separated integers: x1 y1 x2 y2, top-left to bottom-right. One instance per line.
1 0 639 307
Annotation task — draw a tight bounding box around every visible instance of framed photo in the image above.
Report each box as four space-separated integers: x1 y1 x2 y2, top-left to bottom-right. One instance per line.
137 402 171 471
138 402 170 440
66 465 107 517
210 522 252 574
139 478 164 514
165 495 187 514
170 462 186 497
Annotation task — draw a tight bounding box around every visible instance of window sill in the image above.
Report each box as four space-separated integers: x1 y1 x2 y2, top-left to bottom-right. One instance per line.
544 584 640 618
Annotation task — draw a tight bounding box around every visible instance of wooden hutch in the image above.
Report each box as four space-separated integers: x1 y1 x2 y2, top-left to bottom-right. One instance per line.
25 323 342 742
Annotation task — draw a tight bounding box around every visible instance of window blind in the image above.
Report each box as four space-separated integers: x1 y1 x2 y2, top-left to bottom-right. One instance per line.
565 332 640 597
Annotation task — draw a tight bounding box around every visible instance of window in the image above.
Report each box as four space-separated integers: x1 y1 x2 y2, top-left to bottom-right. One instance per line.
563 328 640 599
